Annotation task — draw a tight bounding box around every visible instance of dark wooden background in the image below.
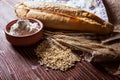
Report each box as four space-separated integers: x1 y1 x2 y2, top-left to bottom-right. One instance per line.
0 0 120 80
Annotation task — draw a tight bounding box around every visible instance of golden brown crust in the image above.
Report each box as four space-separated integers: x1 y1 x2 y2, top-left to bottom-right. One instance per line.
15 1 114 35
22 1 106 24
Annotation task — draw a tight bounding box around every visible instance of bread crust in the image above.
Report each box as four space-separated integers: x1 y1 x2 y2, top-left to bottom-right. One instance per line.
15 1 114 35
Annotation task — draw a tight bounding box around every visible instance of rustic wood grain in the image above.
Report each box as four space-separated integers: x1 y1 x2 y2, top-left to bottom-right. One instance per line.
0 0 119 80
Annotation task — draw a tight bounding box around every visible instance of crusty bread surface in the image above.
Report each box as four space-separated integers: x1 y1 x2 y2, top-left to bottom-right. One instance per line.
15 1 114 34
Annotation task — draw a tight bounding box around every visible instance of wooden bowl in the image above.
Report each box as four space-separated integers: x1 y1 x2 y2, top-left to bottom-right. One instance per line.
5 18 43 46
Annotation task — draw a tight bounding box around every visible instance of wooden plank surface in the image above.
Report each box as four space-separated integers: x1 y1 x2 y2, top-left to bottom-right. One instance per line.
0 0 119 80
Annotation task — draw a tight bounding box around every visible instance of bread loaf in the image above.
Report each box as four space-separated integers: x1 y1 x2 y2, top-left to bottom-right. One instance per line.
15 1 114 35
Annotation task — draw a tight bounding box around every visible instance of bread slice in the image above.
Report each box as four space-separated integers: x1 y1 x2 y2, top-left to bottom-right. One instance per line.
15 1 114 35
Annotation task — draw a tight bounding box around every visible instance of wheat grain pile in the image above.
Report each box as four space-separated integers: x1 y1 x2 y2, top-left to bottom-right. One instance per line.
35 39 80 71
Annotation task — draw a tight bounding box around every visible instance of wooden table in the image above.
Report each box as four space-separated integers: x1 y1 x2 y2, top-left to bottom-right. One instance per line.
0 0 119 80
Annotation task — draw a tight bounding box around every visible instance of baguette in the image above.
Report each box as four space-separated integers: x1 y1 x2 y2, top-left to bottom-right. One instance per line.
15 1 114 35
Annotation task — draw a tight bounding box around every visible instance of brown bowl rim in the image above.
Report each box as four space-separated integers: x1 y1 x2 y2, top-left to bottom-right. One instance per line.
5 18 43 38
